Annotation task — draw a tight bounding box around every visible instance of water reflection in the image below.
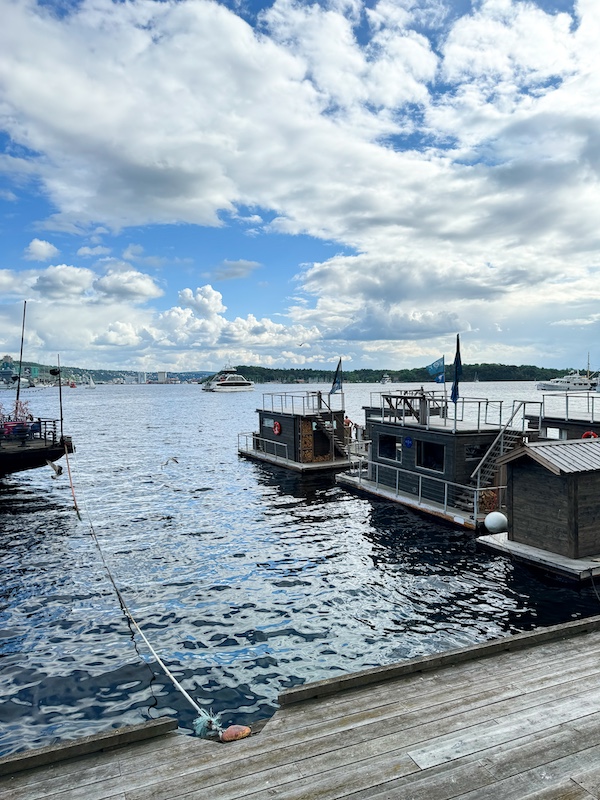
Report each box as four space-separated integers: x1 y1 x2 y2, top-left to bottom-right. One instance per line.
1 382 600 756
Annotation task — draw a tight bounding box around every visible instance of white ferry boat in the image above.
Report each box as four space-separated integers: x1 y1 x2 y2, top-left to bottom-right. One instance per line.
202 367 254 392
536 371 594 392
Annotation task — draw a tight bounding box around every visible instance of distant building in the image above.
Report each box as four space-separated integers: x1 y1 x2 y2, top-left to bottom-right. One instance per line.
157 371 168 384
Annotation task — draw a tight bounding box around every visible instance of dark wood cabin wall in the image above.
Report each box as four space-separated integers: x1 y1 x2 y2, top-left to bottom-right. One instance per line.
509 461 574 558
258 411 299 461
369 425 498 484
574 472 600 557
258 410 346 464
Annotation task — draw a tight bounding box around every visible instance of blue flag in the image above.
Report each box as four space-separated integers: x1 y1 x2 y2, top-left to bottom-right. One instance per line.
450 334 462 403
435 373 445 383
330 358 342 394
426 356 445 377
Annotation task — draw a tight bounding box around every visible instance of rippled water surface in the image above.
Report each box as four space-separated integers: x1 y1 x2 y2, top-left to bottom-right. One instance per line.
2 381 599 755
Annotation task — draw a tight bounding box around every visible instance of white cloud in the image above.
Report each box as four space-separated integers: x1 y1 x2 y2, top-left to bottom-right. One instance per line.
212 260 261 280
24 239 60 261
77 245 111 257
93 269 164 301
178 286 227 317
33 265 95 298
1 0 600 369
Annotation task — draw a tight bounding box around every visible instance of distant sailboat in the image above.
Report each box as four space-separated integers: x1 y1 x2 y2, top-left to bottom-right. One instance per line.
86 375 96 389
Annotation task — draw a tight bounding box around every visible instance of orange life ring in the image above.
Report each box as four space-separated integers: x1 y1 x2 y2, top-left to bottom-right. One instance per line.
273 421 282 435
582 430 598 439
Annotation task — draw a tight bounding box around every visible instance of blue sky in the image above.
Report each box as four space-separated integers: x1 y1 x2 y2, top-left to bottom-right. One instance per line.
1 0 598 373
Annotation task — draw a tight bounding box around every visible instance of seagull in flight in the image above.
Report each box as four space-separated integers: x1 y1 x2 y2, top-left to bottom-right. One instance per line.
161 457 179 468
46 460 63 479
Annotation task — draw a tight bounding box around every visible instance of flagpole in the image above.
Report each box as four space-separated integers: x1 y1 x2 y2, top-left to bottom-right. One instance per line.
443 371 448 427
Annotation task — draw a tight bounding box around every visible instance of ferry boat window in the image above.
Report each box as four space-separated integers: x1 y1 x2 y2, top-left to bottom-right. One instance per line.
378 433 401 462
416 440 445 472
263 418 274 428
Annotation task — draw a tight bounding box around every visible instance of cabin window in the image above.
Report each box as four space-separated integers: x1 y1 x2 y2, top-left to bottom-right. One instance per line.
543 427 567 440
378 433 402 462
416 440 445 472
263 418 274 429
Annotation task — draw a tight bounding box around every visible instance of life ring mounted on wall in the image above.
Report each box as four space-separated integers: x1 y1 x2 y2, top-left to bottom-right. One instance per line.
582 430 598 439
273 421 282 436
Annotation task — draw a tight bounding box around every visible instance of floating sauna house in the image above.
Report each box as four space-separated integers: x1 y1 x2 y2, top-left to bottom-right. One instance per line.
524 390 600 441
478 438 600 582
238 390 365 473
337 389 528 529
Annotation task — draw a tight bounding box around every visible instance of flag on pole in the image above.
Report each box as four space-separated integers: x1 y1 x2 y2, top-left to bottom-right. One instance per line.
426 356 445 378
435 373 445 383
330 358 342 394
450 334 462 403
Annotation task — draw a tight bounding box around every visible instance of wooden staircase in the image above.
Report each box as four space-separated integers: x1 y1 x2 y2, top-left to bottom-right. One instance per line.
312 412 347 459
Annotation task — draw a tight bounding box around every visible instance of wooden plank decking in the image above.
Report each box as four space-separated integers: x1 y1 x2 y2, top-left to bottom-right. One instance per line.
4 617 600 799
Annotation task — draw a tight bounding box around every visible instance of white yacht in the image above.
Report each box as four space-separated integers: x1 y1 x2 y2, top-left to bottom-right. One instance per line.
536 371 594 392
202 367 254 392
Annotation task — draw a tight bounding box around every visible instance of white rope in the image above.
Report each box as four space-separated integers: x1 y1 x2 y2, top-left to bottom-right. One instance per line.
65 449 203 715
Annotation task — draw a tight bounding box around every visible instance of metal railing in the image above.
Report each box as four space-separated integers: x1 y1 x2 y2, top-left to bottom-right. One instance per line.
238 432 290 462
347 457 506 522
0 416 59 446
366 389 507 432
260 390 345 416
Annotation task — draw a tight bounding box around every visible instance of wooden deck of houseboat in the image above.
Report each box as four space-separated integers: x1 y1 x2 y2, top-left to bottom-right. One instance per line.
0 437 71 477
5 617 600 799
238 446 355 473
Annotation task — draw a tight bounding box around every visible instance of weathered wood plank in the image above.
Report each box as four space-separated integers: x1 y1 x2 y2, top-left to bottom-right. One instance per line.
269 630 600 736
450 743 600 800
481 716 600 780
408 685 600 769
0 719 178 777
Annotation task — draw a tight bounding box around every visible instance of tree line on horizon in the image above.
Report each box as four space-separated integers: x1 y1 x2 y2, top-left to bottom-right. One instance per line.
234 363 576 384
12 359 586 384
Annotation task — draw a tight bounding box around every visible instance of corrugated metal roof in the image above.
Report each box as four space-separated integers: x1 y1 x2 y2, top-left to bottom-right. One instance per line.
500 438 600 475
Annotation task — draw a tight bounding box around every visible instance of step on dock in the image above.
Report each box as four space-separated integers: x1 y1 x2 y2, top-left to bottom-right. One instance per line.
4 616 600 798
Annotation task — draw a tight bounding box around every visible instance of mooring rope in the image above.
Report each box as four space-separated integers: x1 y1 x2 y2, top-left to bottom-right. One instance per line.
64 448 204 716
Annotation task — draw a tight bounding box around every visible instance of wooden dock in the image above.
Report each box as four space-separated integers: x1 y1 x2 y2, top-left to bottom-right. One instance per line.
4 616 600 799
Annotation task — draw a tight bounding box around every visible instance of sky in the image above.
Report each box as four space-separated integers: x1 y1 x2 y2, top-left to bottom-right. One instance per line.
1 0 599 373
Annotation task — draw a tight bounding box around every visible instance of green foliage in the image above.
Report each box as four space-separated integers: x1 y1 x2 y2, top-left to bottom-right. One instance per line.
234 363 571 384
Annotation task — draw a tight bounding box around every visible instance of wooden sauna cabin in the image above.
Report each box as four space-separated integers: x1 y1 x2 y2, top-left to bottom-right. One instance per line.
238 390 363 473
337 388 526 529
496 439 600 560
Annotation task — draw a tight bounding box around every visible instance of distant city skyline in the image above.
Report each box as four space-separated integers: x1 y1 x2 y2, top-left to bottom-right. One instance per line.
1 0 598 373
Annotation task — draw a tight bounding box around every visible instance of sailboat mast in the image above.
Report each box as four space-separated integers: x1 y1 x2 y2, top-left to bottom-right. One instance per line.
14 300 26 418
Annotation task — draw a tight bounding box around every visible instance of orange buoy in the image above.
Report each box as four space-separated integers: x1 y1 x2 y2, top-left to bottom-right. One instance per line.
219 724 252 743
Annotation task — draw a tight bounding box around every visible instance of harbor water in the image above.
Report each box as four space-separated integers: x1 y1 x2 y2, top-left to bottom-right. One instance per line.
1 380 600 756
